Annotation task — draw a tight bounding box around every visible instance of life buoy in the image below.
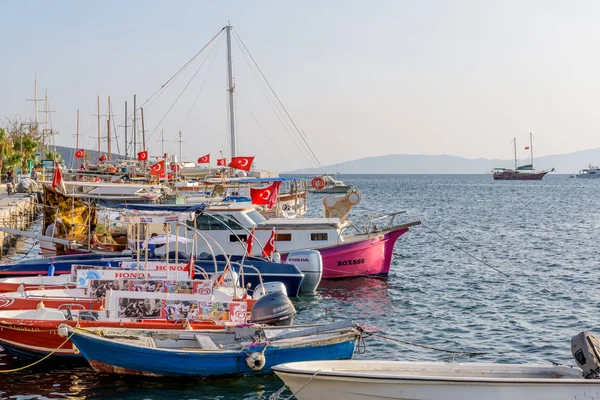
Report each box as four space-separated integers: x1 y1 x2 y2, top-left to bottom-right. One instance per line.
311 177 326 190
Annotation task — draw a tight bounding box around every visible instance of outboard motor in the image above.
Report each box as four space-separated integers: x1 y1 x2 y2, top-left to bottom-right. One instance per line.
250 291 296 326
253 282 288 299
287 250 322 293
572 331 600 378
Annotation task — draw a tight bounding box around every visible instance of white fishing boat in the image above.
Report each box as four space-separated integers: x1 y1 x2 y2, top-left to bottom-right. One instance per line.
576 165 600 178
273 360 599 400
309 175 353 194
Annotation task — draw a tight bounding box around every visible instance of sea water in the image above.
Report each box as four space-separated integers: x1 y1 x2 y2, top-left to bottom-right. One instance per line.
1 174 599 399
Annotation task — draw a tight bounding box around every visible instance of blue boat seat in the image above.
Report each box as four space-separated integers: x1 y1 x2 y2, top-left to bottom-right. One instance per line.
194 335 219 350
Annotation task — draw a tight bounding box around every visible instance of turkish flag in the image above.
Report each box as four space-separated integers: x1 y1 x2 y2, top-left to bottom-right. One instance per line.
525 146 530 150
150 160 165 175
250 182 281 209
217 158 227 166
171 164 180 172
80 164 86 170
197 154 210 164
52 161 65 192
99 154 107 162
138 151 148 161
228 156 254 171
74 149 85 159
246 228 255 256
261 229 276 258
186 255 195 279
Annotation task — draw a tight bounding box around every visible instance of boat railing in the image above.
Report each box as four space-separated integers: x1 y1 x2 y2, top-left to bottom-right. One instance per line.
349 210 409 235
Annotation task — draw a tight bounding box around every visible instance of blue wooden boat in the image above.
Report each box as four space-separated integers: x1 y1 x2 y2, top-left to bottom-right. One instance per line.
62 320 361 377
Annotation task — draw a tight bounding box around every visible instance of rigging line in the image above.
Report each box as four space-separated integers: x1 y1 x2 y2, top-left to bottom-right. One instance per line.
178 37 222 132
146 35 225 144
113 27 226 137
233 34 315 166
139 27 226 113
233 29 329 176
236 92 293 170
420 222 509 277
233 33 314 162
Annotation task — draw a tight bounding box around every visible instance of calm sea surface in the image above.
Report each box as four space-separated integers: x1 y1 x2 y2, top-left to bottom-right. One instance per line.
1 174 599 399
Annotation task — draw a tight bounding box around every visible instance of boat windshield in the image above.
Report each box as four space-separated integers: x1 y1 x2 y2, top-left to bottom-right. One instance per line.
246 209 266 224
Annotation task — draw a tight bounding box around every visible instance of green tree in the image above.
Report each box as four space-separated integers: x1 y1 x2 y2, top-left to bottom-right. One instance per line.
0 128 14 174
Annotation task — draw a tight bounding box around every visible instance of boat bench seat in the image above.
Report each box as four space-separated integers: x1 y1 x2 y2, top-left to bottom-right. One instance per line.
194 335 219 350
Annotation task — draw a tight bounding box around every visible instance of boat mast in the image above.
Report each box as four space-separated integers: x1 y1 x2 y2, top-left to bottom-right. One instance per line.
226 25 237 158
513 137 517 170
107 96 112 161
529 132 534 171
97 96 101 160
124 101 128 159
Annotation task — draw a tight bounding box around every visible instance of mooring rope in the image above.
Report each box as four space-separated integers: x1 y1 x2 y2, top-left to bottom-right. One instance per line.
269 369 322 400
365 331 504 356
420 222 509 277
0 331 76 373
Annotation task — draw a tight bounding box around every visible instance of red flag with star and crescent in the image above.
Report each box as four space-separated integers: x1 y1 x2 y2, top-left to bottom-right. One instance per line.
228 156 254 171
98 154 107 162
217 158 227 166
150 160 165 175
250 182 281 209
246 228 255 256
261 229 276 258
197 154 210 164
74 149 85 159
138 151 148 161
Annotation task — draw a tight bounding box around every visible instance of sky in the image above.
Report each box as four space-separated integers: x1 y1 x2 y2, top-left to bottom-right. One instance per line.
1 0 600 171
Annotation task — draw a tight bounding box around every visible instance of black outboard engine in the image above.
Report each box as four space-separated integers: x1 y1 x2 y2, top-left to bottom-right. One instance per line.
250 292 296 326
572 331 600 378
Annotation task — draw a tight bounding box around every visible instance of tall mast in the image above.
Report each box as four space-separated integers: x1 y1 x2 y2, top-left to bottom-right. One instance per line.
529 132 534 170
178 130 183 161
226 25 237 158
133 94 137 157
34 76 38 125
97 95 101 159
107 96 112 161
513 137 517 170
124 101 128 159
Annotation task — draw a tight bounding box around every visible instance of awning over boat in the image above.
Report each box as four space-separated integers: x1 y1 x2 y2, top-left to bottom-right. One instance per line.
516 164 533 171
119 204 206 213
230 177 303 183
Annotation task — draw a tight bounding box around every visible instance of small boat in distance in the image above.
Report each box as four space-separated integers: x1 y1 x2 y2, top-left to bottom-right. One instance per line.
309 175 353 193
493 133 554 181
576 165 600 178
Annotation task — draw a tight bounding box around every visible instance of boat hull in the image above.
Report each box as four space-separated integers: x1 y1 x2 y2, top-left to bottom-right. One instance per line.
493 171 549 180
274 361 597 400
282 227 409 279
69 330 357 377
0 318 223 359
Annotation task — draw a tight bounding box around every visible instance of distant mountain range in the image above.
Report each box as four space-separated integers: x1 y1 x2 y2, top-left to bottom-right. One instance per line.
286 148 600 174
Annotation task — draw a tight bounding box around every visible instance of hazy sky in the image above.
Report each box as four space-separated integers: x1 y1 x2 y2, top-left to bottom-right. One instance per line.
2 0 600 171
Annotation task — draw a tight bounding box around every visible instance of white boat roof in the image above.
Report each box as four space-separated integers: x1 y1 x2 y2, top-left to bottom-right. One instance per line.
257 218 342 229
87 186 148 195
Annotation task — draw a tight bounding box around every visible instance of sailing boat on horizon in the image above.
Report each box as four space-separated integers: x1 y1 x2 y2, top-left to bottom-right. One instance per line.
492 133 554 180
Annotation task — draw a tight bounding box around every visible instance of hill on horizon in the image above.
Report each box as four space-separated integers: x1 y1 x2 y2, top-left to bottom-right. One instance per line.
286 148 600 175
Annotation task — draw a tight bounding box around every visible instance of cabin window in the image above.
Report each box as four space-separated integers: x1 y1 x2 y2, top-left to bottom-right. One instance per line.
229 234 247 243
311 233 328 241
188 214 244 231
275 233 292 241
247 210 267 224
